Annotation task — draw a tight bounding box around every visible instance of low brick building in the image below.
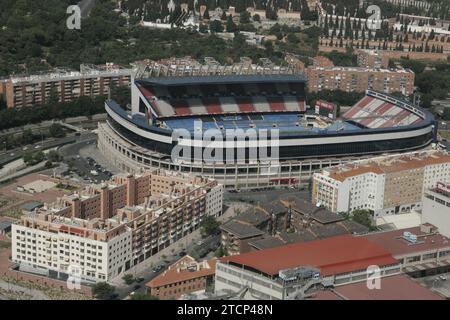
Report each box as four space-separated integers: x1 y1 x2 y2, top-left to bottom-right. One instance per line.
146 256 217 299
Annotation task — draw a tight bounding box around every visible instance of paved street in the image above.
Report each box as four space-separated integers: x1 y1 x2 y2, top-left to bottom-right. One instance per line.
0 135 77 166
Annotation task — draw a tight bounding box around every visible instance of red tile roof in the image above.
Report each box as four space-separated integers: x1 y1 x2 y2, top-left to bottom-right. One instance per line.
221 234 397 276
147 256 217 288
311 274 444 300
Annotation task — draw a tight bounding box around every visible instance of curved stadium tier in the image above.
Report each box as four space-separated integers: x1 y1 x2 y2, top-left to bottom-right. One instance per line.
98 75 436 190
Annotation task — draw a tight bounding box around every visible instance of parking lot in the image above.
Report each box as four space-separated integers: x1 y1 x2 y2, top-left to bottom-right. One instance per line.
64 154 113 184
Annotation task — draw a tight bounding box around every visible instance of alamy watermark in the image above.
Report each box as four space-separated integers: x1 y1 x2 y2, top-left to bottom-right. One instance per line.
66 5 81 30
366 265 381 290
170 120 280 172
67 264 82 290
366 5 382 30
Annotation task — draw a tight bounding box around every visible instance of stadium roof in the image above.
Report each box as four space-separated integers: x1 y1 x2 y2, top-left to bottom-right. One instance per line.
221 234 398 277
137 74 307 86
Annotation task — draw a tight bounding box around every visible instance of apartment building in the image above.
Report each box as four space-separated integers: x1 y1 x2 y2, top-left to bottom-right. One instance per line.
422 182 450 238
356 49 390 69
306 66 414 95
12 170 223 283
312 150 450 217
2 63 132 108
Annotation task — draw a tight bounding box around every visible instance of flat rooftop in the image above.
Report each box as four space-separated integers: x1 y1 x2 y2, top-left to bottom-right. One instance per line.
363 226 450 257
221 234 398 277
137 74 307 86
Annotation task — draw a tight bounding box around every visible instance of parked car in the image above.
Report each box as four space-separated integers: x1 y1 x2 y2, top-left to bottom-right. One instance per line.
152 265 163 273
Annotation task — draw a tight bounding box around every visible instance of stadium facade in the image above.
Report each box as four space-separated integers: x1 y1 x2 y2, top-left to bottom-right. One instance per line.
98 74 437 190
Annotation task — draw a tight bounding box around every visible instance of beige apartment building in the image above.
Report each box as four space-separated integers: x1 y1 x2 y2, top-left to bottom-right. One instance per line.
1 63 132 108
12 170 223 283
356 49 390 69
312 150 450 217
306 66 415 95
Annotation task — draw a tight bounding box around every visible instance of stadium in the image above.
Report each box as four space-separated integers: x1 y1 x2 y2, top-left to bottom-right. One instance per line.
98 74 437 190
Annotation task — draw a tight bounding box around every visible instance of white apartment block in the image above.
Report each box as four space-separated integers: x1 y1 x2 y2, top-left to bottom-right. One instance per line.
12 223 131 283
313 150 450 218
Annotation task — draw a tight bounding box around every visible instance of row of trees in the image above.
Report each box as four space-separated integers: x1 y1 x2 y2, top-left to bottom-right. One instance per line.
0 96 105 131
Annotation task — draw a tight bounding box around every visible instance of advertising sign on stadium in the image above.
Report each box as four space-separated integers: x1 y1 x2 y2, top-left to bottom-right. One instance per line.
315 100 336 120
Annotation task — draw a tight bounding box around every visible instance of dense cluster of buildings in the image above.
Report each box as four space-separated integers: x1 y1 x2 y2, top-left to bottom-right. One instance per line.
214 222 450 300
0 63 132 108
312 150 450 217
11 170 223 283
306 66 415 95
219 198 369 256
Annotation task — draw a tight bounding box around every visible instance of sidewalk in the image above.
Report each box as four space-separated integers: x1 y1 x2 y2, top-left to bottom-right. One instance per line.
109 202 249 288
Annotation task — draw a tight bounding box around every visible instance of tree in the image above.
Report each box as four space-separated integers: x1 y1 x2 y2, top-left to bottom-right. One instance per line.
92 282 115 300
199 23 209 33
23 152 35 166
131 293 159 300
200 215 220 237
49 123 65 138
226 16 237 33
209 20 224 33
240 11 250 24
122 274 135 285
0 94 7 110
351 209 374 229
221 11 227 21
215 245 228 258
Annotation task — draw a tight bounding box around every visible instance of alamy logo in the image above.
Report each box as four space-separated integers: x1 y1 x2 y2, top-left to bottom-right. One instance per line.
171 120 280 170
66 5 81 30
67 264 82 290
366 265 381 290
366 5 382 30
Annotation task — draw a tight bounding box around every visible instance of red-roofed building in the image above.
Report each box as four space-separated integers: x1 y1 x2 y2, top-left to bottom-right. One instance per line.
363 225 450 277
215 234 401 300
146 256 217 299
310 274 444 300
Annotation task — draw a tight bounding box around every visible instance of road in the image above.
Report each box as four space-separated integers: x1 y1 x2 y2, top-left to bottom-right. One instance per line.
0 135 77 166
110 202 248 300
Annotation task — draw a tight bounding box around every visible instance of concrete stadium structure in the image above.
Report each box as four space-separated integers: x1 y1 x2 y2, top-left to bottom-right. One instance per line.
98 74 437 190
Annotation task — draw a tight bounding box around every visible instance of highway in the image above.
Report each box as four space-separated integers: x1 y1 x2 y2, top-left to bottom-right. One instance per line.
0 135 77 167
